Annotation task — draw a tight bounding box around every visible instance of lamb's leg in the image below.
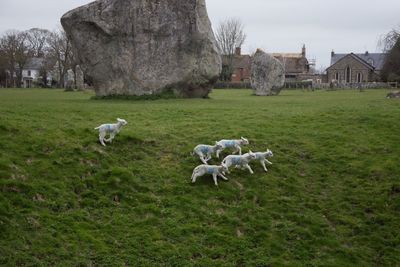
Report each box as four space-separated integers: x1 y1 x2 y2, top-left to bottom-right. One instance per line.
218 173 229 181
245 164 254 174
238 146 242 155
261 161 268 172
265 159 273 165
212 174 218 186
99 131 107 146
232 147 238 155
225 164 231 174
108 133 116 143
235 164 245 170
234 164 244 170
104 133 112 142
200 155 208 165
216 149 221 159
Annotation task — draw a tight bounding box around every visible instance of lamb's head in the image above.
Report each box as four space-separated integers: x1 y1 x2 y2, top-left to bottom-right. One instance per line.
117 118 128 126
214 142 223 150
266 149 274 157
220 163 229 173
240 137 249 145
247 150 257 160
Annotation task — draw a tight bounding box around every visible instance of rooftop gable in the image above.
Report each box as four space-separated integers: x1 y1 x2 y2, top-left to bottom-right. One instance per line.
330 52 386 70
326 53 376 71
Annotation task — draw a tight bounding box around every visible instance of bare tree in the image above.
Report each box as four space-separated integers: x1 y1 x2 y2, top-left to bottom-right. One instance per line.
381 37 400 82
379 27 399 52
0 48 7 87
0 31 19 87
0 30 33 87
26 28 51 57
47 29 73 88
379 26 400 82
215 18 246 81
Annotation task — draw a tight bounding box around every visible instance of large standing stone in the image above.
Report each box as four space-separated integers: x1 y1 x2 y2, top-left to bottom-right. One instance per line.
251 49 285 96
61 0 221 98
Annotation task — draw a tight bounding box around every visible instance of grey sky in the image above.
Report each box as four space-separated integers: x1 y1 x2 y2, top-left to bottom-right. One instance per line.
0 0 399 69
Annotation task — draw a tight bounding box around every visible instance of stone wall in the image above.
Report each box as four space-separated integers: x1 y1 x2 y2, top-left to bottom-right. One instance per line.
313 82 391 90
327 55 379 83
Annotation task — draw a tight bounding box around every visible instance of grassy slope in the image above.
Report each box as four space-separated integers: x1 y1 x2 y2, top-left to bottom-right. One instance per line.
0 89 399 266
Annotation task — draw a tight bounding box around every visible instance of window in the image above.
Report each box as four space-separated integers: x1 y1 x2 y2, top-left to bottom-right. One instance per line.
357 73 363 83
345 67 351 83
335 72 339 81
27 70 31 77
367 59 374 67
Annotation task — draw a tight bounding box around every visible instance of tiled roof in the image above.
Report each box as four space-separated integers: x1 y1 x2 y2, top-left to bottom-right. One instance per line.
331 52 386 70
272 53 303 59
222 55 251 69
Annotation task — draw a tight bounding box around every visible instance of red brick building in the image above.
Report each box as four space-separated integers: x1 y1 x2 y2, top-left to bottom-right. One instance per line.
222 47 252 82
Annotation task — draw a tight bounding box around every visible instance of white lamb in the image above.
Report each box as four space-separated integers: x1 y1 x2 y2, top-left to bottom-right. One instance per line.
94 118 128 146
192 143 223 164
216 137 249 158
222 151 257 174
191 164 229 186
248 150 274 172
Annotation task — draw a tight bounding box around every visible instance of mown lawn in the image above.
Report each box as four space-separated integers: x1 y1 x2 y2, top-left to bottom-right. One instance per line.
0 88 399 266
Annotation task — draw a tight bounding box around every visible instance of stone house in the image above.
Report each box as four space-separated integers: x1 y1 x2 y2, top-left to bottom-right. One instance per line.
326 51 386 83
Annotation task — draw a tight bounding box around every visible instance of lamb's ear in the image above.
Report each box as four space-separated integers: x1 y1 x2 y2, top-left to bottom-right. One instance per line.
249 150 253 153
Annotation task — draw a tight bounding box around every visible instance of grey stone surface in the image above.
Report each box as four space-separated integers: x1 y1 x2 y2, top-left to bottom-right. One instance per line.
61 0 221 98
251 49 285 96
64 69 75 90
387 91 400 99
75 65 84 90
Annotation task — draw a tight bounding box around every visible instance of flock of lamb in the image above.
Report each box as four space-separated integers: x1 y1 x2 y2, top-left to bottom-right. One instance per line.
95 118 274 186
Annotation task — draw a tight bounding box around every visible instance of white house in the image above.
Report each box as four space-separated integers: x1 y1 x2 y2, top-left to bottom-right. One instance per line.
20 58 52 88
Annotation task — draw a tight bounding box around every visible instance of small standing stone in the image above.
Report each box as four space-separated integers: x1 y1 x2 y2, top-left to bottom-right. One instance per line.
75 65 84 91
387 91 400 99
251 49 285 96
64 69 75 91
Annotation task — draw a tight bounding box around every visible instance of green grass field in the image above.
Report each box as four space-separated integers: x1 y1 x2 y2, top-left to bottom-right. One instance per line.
0 88 399 266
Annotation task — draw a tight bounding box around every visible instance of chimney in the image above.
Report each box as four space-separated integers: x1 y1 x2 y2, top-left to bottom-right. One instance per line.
331 50 335 57
302 44 306 57
235 47 241 56
365 51 369 56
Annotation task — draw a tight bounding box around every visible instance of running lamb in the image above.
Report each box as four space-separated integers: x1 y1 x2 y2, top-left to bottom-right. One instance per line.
192 142 223 164
248 150 274 172
222 151 257 174
94 118 128 146
216 137 249 158
191 164 229 186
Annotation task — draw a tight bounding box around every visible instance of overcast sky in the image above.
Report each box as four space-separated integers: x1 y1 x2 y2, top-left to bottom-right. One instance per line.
0 0 399 69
